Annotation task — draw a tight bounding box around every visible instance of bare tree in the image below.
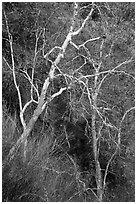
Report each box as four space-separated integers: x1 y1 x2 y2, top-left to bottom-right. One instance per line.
2 2 134 201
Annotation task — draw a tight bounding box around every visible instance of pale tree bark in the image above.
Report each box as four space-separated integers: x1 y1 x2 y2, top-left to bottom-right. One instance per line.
3 2 95 163
3 2 134 201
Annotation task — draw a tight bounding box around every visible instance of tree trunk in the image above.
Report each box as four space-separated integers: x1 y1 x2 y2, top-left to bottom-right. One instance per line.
92 99 103 201
3 78 50 164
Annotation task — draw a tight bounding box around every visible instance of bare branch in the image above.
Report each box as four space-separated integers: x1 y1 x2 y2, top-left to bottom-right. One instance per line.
4 11 26 129
117 107 135 146
72 3 94 36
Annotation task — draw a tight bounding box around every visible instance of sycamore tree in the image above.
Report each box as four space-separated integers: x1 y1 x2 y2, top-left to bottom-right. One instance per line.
2 2 135 202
